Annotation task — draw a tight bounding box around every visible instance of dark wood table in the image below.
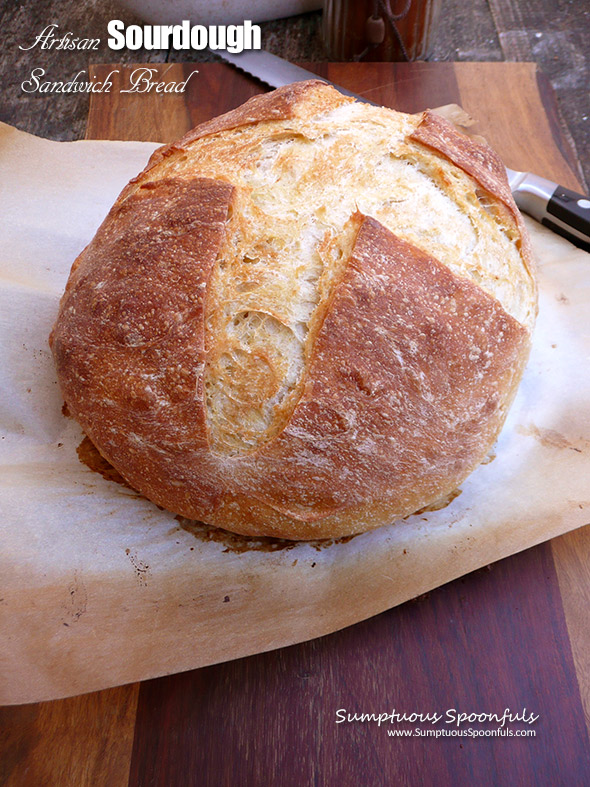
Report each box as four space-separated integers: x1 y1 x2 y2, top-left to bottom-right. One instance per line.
1 62 590 786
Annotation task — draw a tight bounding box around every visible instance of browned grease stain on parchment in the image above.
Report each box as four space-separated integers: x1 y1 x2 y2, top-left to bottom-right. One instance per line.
76 436 136 490
177 489 464 553
412 488 462 515
125 548 151 586
60 570 88 626
516 424 588 453
175 517 356 554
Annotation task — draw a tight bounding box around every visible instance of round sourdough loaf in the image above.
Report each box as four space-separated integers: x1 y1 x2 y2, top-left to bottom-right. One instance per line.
50 81 537 539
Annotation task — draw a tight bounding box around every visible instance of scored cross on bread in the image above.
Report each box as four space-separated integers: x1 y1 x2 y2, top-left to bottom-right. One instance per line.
50 81 536 539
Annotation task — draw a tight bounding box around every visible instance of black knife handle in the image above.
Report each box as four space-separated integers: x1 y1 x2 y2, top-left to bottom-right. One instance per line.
546 185 590 247
541 217 590 253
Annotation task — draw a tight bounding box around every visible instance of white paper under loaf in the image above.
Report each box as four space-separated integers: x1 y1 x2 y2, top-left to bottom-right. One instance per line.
0 123 589 704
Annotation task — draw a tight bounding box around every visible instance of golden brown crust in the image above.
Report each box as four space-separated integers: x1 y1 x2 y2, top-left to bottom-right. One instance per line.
410 110 536 286
411 111 512 210
50 177 235 513
50 82 535 540
213 215 530 538
134 80 351 189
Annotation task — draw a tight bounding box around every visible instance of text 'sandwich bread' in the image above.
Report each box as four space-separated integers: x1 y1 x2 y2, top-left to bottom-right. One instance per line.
50 81 537 540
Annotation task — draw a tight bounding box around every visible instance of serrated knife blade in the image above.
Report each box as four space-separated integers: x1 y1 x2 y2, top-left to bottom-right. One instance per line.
215 48 376 104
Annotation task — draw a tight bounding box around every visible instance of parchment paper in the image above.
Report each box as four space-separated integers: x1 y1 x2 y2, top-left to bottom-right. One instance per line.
1 122 589 705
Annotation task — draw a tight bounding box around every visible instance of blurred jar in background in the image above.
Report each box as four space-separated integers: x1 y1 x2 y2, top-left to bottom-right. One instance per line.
323 0 442 61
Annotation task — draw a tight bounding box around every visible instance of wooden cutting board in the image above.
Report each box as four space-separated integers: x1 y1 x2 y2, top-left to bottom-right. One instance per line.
2 63 590 785
86 61 584 189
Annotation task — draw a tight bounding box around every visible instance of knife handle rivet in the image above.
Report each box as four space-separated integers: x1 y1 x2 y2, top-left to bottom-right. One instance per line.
577 198 590 209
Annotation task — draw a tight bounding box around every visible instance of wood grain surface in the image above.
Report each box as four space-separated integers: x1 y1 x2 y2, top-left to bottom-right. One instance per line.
128 546 588 787
2 62 590 786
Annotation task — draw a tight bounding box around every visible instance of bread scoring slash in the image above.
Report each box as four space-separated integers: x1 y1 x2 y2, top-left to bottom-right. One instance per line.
50 81 537 540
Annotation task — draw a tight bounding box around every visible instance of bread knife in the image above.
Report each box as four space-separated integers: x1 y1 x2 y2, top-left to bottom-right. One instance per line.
215 49 590 252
